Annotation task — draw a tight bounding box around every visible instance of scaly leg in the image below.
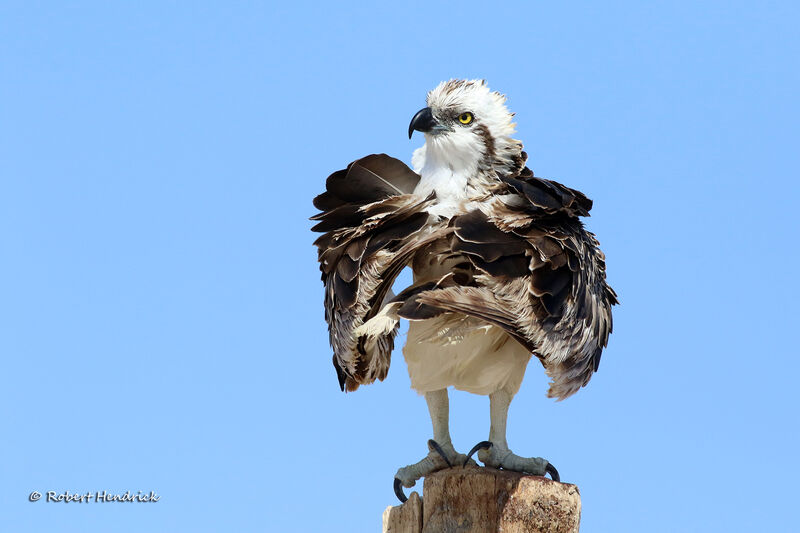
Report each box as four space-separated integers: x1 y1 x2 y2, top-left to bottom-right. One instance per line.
393 389 475 502
467 389 559 481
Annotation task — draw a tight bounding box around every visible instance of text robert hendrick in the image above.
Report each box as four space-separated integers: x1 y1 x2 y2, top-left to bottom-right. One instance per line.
37 491 160 503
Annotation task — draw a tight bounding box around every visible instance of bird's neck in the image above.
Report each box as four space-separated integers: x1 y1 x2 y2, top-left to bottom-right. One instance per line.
411 135 523 218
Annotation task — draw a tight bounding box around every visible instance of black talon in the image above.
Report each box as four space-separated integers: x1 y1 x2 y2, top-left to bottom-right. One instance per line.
394 440 452 503
393 478 408 503
545 463 560 482
427 439 452 468
463 440 493 466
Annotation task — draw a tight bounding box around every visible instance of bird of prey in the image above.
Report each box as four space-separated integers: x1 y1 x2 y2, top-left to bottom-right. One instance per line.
311 79 617 502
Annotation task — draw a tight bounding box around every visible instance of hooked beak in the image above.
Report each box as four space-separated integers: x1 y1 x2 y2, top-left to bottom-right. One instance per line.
408 107 438 139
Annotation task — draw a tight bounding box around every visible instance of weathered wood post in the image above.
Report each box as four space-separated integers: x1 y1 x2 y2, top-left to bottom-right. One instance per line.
382 466 581 533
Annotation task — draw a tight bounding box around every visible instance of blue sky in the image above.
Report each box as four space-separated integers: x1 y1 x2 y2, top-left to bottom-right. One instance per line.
1 2 798 531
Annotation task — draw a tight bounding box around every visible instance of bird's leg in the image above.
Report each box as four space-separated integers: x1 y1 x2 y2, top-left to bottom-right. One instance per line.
474 389 559 481
394 389 475 500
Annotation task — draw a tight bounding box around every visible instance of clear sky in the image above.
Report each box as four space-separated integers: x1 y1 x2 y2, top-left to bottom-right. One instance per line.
1 2 798 532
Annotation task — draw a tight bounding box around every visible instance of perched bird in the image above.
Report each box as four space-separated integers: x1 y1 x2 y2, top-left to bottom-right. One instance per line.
311 79 617 501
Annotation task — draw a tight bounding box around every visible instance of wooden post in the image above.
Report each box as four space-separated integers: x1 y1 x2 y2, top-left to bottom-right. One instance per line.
383 466 581 533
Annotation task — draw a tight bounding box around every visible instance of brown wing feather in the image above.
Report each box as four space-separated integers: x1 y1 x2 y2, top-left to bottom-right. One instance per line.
500 172 592 218
416 183 617 400
312 154 444 392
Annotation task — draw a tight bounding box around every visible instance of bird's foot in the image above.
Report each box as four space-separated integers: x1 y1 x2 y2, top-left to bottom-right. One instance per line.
468 441 560 481
393 439 476 502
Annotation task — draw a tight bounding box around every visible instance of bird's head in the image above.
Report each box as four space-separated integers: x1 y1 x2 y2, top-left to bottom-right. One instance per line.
409 79 524 176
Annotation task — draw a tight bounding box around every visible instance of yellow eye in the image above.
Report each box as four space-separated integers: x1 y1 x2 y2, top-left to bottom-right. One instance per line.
458 112 474 125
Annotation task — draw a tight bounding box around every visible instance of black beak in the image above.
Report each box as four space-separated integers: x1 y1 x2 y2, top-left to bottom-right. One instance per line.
408 107 436 139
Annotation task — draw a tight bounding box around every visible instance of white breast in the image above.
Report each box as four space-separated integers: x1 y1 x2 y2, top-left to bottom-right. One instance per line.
411 143 476 218
414 168 469 218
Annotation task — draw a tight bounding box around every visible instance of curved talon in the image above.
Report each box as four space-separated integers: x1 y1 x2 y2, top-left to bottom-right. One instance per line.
463 440 493 466
427 439 452 468
545 463 560 482
393 478 408 503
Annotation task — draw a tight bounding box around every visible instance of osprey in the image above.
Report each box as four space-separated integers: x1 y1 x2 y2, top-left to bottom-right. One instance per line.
311 79 617 501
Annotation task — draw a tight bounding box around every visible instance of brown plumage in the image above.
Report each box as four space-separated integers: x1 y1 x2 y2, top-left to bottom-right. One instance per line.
311 154 444 391
312 154 617 399
311 80 617 401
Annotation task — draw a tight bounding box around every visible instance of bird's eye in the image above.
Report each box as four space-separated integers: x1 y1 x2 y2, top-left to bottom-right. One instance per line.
458 112 474 125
